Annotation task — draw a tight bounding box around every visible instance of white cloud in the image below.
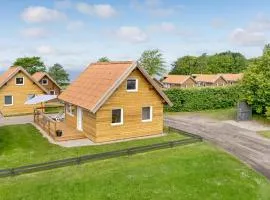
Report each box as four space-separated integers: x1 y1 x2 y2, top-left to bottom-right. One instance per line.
54 0 72 9
21 6 66 23
67 20 84 31
248 14 270 32
116 26 148 43
76 3 117 18
149 22 176 33
36 45 55 55
21 27 48 38
230 28 266 46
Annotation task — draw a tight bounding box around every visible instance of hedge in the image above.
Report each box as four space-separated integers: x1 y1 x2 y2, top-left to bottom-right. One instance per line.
164 86 241 112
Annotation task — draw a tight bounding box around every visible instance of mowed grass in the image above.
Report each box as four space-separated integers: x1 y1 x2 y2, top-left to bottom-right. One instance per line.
1 143 269 200
257 130 270 139
0 124 186 168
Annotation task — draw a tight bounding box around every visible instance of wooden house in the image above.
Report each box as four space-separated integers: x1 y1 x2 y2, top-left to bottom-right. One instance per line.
58 61 172 143
219 73 243 85
32 72 62 95
162 75 196 88
0 66 48 116
195 74 227 87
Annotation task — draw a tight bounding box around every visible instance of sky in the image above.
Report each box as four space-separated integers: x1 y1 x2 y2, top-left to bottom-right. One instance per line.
0 0 270 79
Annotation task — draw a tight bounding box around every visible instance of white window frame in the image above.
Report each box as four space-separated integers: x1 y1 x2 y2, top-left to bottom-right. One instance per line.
66 104 74 116
4 95 13 106
111 108 123 126
126 78 138 92
50 90 56 95
15 77 24 86
142 106 153 122
42 78 48 85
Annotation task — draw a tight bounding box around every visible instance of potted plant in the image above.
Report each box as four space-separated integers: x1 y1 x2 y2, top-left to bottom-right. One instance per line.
56 130 63 137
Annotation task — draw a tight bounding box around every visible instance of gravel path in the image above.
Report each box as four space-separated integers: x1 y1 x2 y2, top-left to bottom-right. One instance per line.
165 115 270 180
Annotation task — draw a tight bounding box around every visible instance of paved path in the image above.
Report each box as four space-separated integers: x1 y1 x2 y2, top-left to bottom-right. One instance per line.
165 115 270 180
0 115 33 126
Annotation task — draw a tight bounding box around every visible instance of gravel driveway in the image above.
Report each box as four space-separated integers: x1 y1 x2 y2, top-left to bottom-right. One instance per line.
165 114 270 179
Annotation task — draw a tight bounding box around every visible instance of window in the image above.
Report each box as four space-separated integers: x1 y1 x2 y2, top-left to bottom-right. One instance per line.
42 78 48 85
50 90 55 95
27 94 36 100
142 106 152 122
66 104 75 116
15 77 24 85
111 108 123 125
4 95 13 106
126 79 138 92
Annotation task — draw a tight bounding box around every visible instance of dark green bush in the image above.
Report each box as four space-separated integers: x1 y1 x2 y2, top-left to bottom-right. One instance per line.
164 86 241 112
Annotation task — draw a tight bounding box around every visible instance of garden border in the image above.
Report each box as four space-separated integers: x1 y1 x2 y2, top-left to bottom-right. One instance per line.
0 127 202 178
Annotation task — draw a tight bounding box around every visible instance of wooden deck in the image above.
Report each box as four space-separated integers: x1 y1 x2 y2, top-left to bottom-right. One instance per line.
34 109 87 142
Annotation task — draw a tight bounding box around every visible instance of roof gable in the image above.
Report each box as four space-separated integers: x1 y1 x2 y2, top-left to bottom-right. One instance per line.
195 74 227 83
32 72 62 89
59 61 172 113
0 66 49 93
219 73 243 82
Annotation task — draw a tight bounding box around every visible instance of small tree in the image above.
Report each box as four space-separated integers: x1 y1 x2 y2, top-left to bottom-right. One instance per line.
48 63 70 87
98 57 110 62
13 56 46 75
242 44 270 117
139 49 166 77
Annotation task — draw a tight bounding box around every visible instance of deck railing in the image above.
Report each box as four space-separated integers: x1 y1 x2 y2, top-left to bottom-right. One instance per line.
34 109 58 137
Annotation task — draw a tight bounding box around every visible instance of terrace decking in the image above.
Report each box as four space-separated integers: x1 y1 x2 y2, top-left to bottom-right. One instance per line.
34 109 87 142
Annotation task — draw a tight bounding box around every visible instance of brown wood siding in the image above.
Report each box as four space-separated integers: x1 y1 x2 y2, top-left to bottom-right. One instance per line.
0 72 45 116
82 110 96 140
95 69 164 142
39 75 61 95
182 77 196 88
214 77 227 86
64 106 77 129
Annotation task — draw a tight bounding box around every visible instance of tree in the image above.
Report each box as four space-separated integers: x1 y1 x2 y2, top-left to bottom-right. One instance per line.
98 57 110 62
242 44 270 117
13 56 46 74
139 49 166 77
48 63 70 87
170 56 200 75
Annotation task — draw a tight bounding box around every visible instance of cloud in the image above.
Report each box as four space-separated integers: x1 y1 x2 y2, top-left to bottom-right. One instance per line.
36 45 55 55
21 27 49 38
76 3 117 18
21 6 66 23
116 26 148 43
131 0 183 17
230 28 266 46
149 22 176 33
54 0 72 9
66 20 84 31
248 14 270 32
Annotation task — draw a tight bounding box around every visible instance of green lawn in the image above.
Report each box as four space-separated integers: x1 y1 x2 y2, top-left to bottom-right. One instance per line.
1 143 269 200
257 130 270 139
0 124 186 168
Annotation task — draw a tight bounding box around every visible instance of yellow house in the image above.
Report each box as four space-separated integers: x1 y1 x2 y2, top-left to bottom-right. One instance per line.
0 66 48 116
59 61 172 143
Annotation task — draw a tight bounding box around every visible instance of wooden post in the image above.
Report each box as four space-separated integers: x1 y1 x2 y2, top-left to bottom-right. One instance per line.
48 121 50 136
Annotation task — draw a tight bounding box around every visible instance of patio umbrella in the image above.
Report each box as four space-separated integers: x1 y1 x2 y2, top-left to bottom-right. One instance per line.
25 95 57 105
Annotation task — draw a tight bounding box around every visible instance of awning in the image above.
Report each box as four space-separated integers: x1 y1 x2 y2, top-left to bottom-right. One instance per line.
25 95 57 105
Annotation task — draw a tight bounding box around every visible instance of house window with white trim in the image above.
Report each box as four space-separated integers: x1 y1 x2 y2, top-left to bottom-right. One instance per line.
15 77 24 85
126 78 138 92
50 90 56 95
4 95 13 106
66 104 75 116
142 106 152 122
111 108 123 125
42 78 48 85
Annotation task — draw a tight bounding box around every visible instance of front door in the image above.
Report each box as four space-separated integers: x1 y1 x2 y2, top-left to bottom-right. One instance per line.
77 107 83 131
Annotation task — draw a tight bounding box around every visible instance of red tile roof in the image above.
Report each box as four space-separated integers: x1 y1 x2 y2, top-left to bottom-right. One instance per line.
162 75 194 84
59 61 172 113
195 74 226 83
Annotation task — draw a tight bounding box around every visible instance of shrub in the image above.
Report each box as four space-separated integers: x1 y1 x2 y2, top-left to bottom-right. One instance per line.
164 86 241 112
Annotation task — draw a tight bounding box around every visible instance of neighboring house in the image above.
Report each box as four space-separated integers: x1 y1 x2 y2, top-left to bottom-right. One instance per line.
162 75 196 88
32 72 61 95
195 74 227 87
59 61 172 143
0 66 48 116
219 73 243 85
